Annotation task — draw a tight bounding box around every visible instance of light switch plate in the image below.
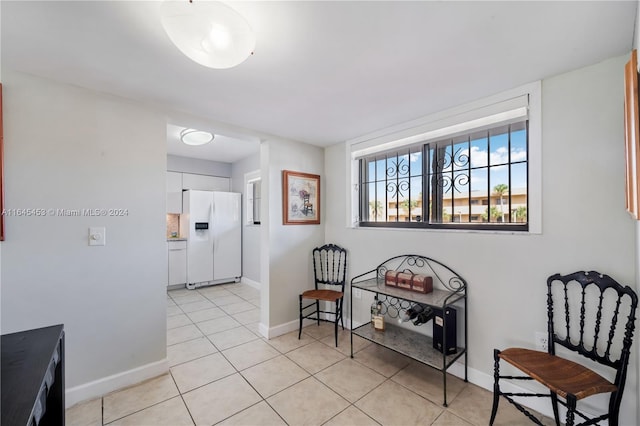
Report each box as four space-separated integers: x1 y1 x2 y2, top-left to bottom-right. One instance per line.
89 227 106 246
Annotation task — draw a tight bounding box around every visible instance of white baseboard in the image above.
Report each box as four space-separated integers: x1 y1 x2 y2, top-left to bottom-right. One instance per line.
65 358 168 408
259 319 300 339
258 322 269 338
247 312 604 422
344 316 364 330
262 316 556 417
257 317 570 420
240 277 261 290
345 319 575 421
260 315 366 341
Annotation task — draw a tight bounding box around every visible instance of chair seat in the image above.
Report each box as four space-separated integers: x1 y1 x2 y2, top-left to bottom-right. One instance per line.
301 289 343 302
499 348 617 400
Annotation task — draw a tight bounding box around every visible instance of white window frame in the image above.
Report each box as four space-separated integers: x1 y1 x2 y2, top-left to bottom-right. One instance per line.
345 81 542 234
245 170 261 226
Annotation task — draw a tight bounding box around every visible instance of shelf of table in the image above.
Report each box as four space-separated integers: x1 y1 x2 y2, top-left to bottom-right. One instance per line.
351 276 467 373
350 262 467 407
352 322 465 370
351 278 466 307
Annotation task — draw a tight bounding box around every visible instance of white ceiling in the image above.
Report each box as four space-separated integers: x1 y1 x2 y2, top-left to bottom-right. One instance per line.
167 124 259 163
2 1 637 162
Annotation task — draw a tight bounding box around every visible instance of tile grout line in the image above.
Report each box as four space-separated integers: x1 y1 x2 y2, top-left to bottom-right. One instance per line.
75 282 518 426
170 288 379 425
227 324 337 425
173 285 260 423
262 331 383 425
168 367 197 426
194 285 288 424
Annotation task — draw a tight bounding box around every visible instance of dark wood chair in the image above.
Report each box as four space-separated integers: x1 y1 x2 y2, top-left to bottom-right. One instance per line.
490 271 638 426
298 244 347 346
301 193 313 216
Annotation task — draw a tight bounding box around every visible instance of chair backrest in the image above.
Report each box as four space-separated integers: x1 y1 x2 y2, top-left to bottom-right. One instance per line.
313 244 347 291
547 271 638 391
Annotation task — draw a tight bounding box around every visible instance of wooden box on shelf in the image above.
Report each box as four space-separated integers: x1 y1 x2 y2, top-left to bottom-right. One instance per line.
384 270 433 293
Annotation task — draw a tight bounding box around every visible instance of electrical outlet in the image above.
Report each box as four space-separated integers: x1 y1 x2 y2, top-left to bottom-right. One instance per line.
535 331 548 351
353 288 362 299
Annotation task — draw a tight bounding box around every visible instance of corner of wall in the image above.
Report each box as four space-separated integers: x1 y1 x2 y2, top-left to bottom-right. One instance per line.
635 1 640 50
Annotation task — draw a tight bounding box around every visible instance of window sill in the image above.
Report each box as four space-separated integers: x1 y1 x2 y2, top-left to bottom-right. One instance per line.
350 223 540 235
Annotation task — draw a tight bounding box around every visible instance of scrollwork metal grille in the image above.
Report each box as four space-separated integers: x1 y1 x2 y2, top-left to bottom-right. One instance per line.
359 146 424 223
358 119 528 231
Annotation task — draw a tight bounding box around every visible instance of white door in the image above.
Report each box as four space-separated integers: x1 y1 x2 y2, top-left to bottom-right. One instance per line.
212 192 242 281
185 190 214 284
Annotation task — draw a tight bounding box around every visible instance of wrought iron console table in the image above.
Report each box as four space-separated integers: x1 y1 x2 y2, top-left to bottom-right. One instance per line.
350 255 467 406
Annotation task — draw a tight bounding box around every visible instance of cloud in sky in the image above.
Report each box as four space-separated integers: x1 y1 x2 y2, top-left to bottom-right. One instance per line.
466 146 526 168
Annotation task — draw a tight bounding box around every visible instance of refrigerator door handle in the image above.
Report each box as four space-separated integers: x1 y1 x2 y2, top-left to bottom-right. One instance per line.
214 201 219 254
210 201 217 254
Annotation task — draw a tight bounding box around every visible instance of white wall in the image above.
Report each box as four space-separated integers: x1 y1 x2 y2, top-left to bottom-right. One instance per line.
325 54 638 423
260 138 325 335
0 0 3 332
633 4 640 422
231 152 261 284
0 70 168 405
635 1 640 52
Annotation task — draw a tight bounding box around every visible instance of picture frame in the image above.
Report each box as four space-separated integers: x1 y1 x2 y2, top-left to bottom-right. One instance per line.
282 170 320 225
624 50 640 220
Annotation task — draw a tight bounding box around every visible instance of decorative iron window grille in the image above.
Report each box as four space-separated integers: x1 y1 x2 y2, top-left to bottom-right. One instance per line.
359 120 528 231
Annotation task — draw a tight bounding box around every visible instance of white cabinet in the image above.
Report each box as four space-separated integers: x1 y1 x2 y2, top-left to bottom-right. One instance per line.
166 172 183 214
182 173 230 192
168 240 187 286
166 172 231 213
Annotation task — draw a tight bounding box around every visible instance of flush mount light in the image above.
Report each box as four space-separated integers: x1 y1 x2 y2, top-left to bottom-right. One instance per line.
160 0 256 69
180 129 214 146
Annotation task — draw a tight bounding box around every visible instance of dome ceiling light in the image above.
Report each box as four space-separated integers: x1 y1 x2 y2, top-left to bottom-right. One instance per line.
180 129 215 146
160 0 256 69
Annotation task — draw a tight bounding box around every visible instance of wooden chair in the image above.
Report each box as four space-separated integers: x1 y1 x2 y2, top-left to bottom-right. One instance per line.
301 193 313 216
298 244 347 346
490 271 638 426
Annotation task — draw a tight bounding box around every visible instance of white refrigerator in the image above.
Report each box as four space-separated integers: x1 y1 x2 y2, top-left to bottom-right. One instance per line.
181 190 242 289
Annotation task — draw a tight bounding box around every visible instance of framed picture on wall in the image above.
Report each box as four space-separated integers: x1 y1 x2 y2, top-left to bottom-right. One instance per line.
282 170 320 225
624 49 640 220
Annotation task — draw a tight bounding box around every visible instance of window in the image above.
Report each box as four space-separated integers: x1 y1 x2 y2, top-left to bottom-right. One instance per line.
350 82 540 232
245 170 261 225
359 121 527 230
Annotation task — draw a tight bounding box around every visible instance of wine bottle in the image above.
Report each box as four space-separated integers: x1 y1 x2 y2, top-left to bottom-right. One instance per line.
371 297 380 326
413 306 434 326
398 304 424 323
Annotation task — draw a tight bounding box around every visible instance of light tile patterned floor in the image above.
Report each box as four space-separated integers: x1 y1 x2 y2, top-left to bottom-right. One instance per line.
66 283 553 425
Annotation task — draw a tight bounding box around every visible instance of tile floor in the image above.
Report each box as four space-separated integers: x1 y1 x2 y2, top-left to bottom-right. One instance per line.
66 283 553 425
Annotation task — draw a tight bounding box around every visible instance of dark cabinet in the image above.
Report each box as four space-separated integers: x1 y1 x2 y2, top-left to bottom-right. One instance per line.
2 324 65 426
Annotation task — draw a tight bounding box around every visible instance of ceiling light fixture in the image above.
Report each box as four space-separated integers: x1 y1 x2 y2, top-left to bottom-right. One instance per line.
160 0 256 69
180 129 214 146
